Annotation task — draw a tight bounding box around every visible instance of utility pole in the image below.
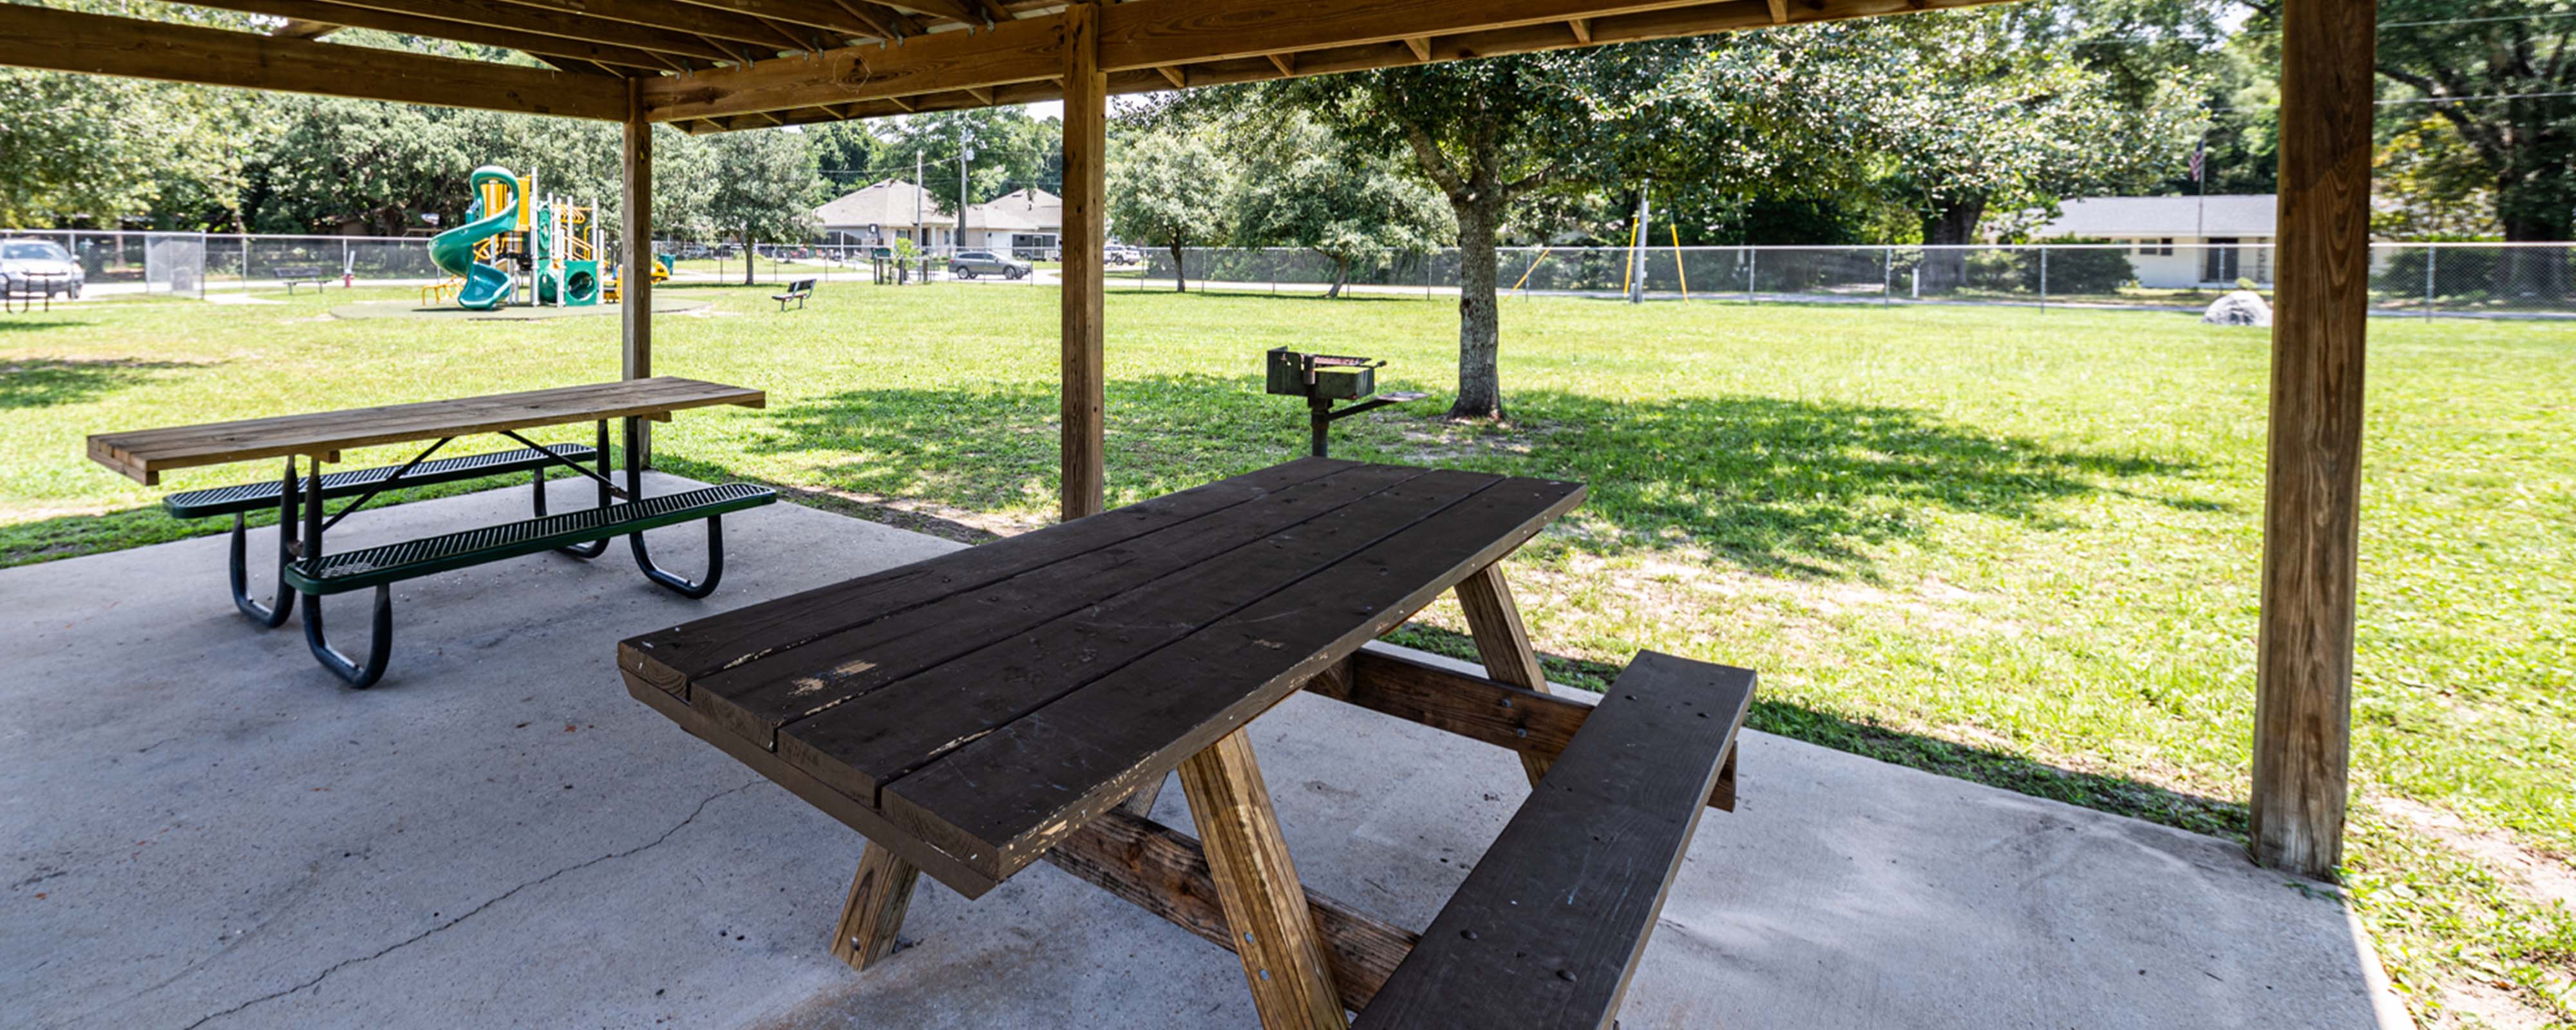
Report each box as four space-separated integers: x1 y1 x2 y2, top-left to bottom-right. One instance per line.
960 133 975 258
914 150 923 254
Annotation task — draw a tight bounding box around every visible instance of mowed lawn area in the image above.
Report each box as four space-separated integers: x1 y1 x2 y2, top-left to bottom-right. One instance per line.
4 283 2570 1024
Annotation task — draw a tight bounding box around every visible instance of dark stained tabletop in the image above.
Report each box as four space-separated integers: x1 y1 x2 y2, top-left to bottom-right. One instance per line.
621 458 1584 897
87 377 764 485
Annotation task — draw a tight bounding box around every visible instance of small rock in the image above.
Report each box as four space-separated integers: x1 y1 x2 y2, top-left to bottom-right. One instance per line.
2201 290 2273 327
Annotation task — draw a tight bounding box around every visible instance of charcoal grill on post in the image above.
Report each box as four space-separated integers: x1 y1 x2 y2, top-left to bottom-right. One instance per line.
1265 347 1428 458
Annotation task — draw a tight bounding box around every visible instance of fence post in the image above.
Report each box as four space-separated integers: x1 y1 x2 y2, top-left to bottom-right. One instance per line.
241 234 251 294
1747 247 1757 306
1884 245 1894 306
2423 246 2436 321
2040 247 2050 312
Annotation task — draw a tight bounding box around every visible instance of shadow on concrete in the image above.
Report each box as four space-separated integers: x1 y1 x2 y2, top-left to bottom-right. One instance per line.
1385 620 2251 843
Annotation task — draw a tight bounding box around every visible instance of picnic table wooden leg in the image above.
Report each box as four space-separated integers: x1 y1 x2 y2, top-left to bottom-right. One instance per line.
828 841 920 972
1179 728 1347 1030
1454 563 1556 786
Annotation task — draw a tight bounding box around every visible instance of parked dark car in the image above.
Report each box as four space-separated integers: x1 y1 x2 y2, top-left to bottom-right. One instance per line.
949 249 1032 280
0 238 83 298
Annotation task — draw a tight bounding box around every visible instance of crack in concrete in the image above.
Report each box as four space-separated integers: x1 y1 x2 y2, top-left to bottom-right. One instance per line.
178 780 760 1029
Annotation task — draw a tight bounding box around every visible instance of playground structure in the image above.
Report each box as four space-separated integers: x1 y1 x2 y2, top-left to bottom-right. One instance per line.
425 165 618 312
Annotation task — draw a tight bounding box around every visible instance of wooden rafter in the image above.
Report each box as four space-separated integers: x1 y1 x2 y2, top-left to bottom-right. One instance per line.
0 3 627 118
298 0 739 62
1569 17 1592 42
1768 0 1790 23
665 0 886 39
1265 52 1294 75
270 17 341 39
643 0 2023 126
187 0 695 71
1155 64 1186 88
478 0 827 53
872 0 983 25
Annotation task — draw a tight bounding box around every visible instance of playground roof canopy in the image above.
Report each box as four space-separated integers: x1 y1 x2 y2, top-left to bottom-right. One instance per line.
5 0 2026 133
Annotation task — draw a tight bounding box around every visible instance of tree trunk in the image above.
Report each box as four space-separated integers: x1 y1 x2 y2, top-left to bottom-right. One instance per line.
1327 254 1347 299
1917 195 1987 295
1449 198 1505 420
742 226 757 286
1168 241 1188 292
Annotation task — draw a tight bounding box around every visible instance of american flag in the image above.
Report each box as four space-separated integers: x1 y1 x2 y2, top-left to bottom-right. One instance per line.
2190 138 2206 182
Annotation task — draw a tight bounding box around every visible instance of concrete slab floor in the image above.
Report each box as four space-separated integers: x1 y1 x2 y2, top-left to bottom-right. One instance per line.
1 476 2404 1029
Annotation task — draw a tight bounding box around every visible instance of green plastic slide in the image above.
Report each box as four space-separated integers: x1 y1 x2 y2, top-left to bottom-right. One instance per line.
428 165 520 310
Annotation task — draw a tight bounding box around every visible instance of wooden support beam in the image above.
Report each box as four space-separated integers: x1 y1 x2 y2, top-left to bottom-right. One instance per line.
1059 1 1106 522
828 843 920 970
875 0 983 24
484 0 826 52
2249 0 2376 881
621 80 656 466
667 0 885 39
641 12 1060 121
1767 0 1790 23
190 0 688 70
271 17 341 39
316 0 739 61
1155 64 1188 88
0 4 627 119
649 0 2027 124
1452 565 1557 786
1178 730 1348 1030
1045 807 1417 1013
1303 644 1738 812
1568 17 1592 42
1265 51 1295 75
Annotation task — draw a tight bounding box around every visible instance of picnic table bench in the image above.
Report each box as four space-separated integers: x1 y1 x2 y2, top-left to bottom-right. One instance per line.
622 458 1756 1028
272 265 334 294
88 378 775 688
772 277 815 311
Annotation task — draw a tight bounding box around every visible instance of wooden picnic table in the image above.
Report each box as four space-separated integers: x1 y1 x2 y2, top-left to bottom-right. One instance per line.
87 377 761 485
88 378 772 687
623 457 1758 1027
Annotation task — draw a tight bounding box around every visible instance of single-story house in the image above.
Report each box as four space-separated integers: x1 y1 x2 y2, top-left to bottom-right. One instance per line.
2029 194 2277 288
960 187 1062 259
814 179 954 249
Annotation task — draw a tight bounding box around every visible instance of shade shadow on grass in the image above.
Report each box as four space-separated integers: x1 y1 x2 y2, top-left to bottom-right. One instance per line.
1385 621 2250 841
725 375 2205 579
1 357 191 410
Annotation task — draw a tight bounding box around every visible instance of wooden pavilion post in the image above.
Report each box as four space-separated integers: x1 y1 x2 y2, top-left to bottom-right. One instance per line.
621 77 655 467
2249 0 2376 879
1059 1 1106 522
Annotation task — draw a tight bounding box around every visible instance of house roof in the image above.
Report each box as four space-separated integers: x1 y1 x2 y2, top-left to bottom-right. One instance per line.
967 188 1062 233
2032 195 2279 239
815 180 951 230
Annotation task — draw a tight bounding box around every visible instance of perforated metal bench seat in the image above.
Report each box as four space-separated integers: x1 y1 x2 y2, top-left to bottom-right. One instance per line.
283 482 776 594
163 444 598 520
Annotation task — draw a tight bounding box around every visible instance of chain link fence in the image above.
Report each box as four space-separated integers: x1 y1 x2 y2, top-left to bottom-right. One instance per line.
6 231 2573 318
1132 242 2576 319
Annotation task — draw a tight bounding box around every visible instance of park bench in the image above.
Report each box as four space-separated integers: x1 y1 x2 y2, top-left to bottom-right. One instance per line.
273 265 334 294
165 443 598 626
772 277 815 312
1349 650 1752 1029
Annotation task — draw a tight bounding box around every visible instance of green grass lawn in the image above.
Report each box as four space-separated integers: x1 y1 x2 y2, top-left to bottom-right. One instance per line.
3 282 2570 1025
